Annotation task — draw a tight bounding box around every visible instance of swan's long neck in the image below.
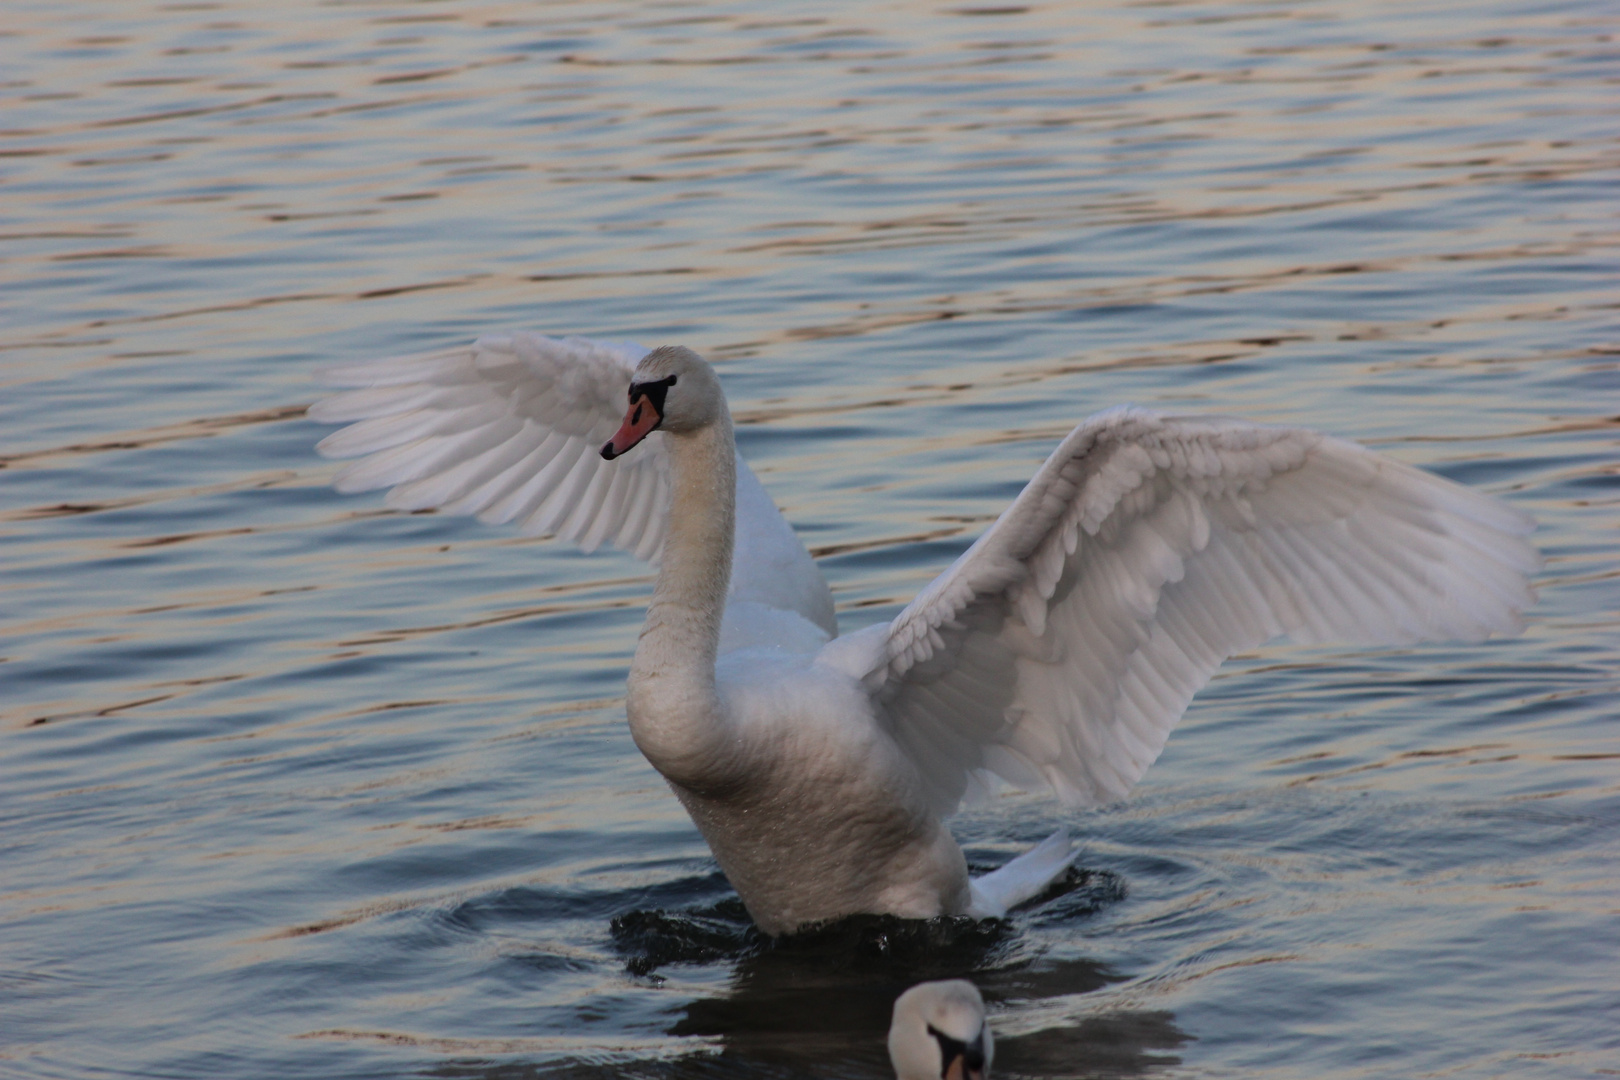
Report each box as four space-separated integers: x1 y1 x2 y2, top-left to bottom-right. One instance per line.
625 412 736 785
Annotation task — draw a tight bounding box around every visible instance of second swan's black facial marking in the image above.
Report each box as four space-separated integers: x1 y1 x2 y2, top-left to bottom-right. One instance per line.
629 373 677 417
927 1024 985 1079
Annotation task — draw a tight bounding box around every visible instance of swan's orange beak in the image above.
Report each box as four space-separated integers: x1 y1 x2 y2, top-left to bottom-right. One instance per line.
601 394 662 460
943 1051 985 1080
931 1028 988 1080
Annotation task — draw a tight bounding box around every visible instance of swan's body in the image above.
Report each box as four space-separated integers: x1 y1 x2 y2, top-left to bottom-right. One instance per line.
312 334 1538 935
889 980 992 1080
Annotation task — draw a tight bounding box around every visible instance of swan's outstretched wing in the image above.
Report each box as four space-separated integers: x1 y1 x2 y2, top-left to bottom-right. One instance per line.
311 334 671 559
310 333 836 636
836 406 1539 812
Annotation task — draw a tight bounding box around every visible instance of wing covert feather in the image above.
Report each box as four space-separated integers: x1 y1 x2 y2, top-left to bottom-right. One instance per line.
870 406 1538 812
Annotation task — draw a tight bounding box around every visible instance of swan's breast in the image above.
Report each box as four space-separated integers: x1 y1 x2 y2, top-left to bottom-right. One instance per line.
673 650 968 932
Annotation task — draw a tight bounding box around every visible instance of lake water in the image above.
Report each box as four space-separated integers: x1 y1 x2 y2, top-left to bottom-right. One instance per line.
2 1 1616 1077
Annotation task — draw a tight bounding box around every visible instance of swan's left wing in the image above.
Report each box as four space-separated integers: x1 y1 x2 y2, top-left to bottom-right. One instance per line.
310 333 672 559
825 406 1538 813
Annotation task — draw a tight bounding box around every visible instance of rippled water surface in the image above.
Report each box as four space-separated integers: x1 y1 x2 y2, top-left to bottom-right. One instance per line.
3 1 1617 1077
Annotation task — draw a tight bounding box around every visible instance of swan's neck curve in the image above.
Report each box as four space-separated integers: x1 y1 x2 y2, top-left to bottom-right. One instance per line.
626 412 736 785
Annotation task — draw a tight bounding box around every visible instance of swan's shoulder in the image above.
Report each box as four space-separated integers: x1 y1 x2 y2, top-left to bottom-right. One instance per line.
854 406 1539 811
714 644 896 774
729 444 836 638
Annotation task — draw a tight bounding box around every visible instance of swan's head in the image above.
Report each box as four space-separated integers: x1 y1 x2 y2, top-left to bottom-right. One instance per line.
888 980 993 1080
601 345 725 459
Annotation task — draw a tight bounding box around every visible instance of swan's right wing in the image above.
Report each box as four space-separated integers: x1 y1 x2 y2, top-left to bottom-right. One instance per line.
311 332 839 637
310 334 673 560
829 407 1538 814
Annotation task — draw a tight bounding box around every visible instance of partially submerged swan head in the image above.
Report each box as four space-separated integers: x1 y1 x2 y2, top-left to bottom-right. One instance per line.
889 979 994 1080
601 345 724 459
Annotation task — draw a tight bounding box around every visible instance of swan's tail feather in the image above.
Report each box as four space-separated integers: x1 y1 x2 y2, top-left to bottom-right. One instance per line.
966 829 1079 918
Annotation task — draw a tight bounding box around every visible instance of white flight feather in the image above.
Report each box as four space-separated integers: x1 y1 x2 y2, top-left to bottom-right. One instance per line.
871 406 1537 812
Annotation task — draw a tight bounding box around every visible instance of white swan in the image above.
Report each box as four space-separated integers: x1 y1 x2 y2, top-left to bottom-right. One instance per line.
311 335 1538 935
889 980 992 1080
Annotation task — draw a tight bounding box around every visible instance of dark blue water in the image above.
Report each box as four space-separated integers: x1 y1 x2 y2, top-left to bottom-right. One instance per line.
3 1 1616 1077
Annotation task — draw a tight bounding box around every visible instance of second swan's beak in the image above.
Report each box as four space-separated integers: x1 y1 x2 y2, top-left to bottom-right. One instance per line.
943 1035 988 1080
602 394 662 460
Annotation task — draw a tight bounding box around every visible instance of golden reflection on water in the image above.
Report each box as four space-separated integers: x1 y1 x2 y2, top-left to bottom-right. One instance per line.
5 1 1612 374
1 0 1616 1077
